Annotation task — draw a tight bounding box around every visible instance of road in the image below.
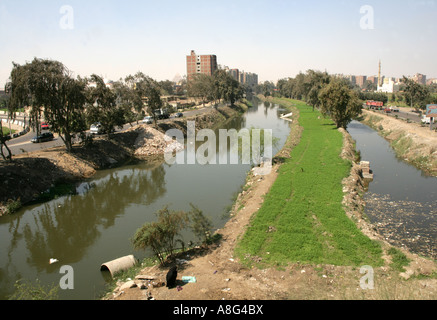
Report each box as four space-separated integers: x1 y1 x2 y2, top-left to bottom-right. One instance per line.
5 106 216 156
369 109 422 124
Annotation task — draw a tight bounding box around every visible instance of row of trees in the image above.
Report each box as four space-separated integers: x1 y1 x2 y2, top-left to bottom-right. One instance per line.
187 69 245 106
275 70 361 128
266 70 437 129
3 58 168 157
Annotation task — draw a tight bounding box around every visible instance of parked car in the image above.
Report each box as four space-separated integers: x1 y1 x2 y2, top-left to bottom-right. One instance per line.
41 122 50 130
421 115 435 124
384 108 392 113
90 122 103 135
142 116 153 124
31 132 54 143
390 106 400 112
175 112 183 118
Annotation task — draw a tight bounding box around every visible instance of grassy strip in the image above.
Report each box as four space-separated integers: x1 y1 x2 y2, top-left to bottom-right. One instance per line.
236 99 383 267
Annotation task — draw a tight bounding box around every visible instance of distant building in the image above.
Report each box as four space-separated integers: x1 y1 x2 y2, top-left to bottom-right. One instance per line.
367 76 378 85
412 73 427 85
229 69 240 81
377 77 399 93
427 78 437 85
187 50 218 81
238 71 258 89
355 75 367 88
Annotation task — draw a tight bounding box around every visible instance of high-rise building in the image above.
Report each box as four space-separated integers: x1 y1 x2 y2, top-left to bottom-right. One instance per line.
412 73 427 85
367 76 378 84
356 75 367 88
229 69 240 81
186 50 218 81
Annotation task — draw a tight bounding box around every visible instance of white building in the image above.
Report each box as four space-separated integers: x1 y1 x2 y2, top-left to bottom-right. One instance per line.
377 77 400 93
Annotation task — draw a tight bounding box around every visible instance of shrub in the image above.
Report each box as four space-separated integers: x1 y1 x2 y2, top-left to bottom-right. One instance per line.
131 206 189 264
9 279 59 300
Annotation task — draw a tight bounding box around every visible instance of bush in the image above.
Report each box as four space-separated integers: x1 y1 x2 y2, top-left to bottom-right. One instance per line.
9 279 59 300
6 198 21 215
131 206 189 264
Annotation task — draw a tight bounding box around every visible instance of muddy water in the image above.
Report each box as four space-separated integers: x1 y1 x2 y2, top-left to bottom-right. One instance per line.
347 121 437 259
0 101 291 300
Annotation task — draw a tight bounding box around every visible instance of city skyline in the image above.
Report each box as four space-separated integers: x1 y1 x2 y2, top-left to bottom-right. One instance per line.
0 0 436 89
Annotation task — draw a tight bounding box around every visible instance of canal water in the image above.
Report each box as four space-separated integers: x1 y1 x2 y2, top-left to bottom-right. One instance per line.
347 121 437 260
0 101 291 300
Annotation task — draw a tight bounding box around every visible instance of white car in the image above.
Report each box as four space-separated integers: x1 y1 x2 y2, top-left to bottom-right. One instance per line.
421 116 435 124
90 122 103 134
142 116 153 124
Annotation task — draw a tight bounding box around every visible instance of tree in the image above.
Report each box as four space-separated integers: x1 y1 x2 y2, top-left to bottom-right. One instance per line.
214 70 244 105
145 85 163 129
187 73 214 106
401 76 431 110
0 120 13 161
319 79 362 129
131 206 189 264
125 72 163 129
304 70 331 111
8 58 87 152
86 74 125 138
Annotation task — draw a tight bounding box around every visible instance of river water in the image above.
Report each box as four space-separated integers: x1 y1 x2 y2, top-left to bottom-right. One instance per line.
0 101 291 300
347 121 437 260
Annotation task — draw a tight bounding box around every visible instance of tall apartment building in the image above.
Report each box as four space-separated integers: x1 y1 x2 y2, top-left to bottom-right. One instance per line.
229 69 240 81
186 50 218 81
355 75 367 88
241 72 259 89
412 73 427 85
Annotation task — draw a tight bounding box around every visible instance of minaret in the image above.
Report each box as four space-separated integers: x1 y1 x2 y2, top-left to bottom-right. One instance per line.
378 60 382 87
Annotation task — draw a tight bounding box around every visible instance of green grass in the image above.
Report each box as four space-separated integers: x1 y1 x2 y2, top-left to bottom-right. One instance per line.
388 248 410 272
1 127 16 135
235 99 383 268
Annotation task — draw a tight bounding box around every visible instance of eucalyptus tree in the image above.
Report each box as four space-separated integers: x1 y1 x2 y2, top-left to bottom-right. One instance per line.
8 58 87 152
401 76 431 110
85 74 125 138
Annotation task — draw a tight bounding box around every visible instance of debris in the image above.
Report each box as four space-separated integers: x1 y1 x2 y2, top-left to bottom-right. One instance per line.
49 258 58 265
135 275 156 281
120 280 137 291
182 276 197 283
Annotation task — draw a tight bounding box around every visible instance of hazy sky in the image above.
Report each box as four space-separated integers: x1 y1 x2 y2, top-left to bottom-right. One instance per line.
0 0 436 88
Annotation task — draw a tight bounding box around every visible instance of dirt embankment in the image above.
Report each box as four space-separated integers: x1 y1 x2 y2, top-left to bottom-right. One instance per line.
105 103 436 301
361 109 437 176
0 105 246 216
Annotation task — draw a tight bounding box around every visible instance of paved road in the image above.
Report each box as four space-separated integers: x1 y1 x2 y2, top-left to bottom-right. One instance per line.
5 106 215 156
369 109 422 123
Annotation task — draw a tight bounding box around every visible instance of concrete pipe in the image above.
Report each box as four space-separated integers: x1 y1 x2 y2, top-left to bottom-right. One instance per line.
100 255 137 277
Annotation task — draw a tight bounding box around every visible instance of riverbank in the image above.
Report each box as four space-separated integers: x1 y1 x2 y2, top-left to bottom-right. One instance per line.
0 103 249 216
360 109 437 176
107 97 436 301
